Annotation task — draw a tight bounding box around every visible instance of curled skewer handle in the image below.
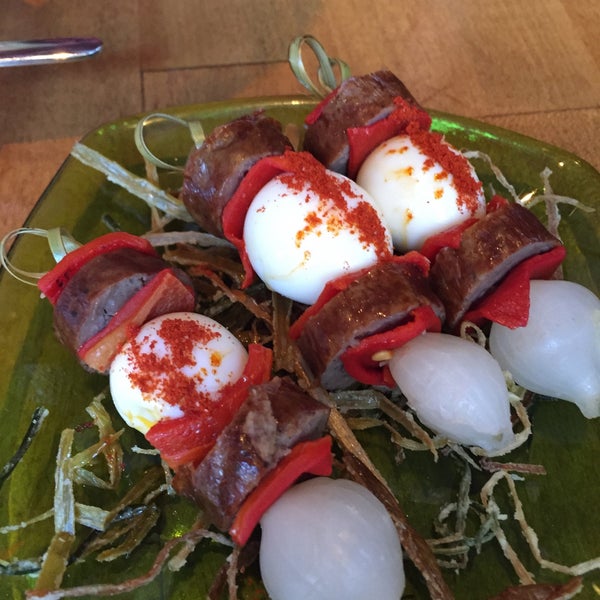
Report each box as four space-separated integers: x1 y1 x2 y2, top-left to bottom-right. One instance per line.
134 113 206 173
288 35 351 98
0 227 81 286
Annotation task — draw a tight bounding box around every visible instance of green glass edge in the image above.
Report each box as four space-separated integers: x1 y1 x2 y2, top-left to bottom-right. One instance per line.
0 95 598 600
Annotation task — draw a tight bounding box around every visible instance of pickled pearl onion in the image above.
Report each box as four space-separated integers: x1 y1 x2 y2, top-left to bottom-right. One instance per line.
389 332 515 453
489 279 600 419
259 477 405 600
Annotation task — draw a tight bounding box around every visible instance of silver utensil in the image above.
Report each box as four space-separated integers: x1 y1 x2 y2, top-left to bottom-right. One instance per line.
0 37 103 67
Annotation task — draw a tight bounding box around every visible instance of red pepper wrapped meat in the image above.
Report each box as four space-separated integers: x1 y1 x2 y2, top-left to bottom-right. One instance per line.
303 70 430 177
173 376 331 535
290 252 445 389
427 200 566 331
38 232 196 373
181 111 293 236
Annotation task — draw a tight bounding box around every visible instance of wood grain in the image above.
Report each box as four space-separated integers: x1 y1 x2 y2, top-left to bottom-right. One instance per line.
1 0 599 243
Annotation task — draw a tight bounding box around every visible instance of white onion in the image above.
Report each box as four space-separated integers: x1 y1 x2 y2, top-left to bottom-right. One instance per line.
389 332 515 453
489 279 600 419
259 477 405 600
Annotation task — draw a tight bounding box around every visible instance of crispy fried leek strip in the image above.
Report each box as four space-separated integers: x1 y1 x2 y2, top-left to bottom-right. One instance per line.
91 505 161 563
11 398 170 594
462 150 520 203
378 394 440 458
207 541 260 600
35 533 76 593
226 545 242 600
330 388 445 458
481 471 600 580
529 167 594 243
25 526 233 600
329 388 443 457
489 576 583 600
189 264 273 327
142 230 232 249
34 429 76 592
463 151 594 243
480 459 546 475
328 407 454 600
271 292 298 373
0 557 43 575
428 459 496 571
74 466 165 563
330 389 382 411
0 406 49 490
70 143 192 222
163 243 245 284
87 398 123 486
102 465 164 525
74 505 110 531
69 432 123 489
167 515 210 571
0 509 54 534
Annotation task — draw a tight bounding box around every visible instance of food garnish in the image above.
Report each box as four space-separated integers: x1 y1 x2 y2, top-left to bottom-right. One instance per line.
0 35 598 600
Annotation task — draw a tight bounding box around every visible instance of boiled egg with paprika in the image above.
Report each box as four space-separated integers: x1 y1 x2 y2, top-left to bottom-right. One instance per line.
356 133 485 252
243 168 393 305
109 312 248 434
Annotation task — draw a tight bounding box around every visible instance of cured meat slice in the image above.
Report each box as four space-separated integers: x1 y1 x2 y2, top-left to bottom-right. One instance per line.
295 257 445 390
302 70 429 175
53 247 194 371
181 112 292 235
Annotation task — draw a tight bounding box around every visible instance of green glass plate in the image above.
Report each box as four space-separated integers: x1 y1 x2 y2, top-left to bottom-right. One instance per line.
0 96 599 600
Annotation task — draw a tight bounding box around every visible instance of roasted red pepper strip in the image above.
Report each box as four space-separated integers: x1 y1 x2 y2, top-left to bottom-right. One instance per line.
341 304 442 387
420 218 479 262
463 245 567 329
229 435 333 547
485 194 511 213
346 96 431 179
146 344 273 468
77 268 196 373
145 413 215 468
304 88 340 126
289 251 431 340
38 232 156 305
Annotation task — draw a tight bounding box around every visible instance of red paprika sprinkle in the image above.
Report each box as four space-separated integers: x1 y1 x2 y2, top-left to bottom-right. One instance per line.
124 316 222 411
296 210 323 246
386 144 409 156
278 152 390 259
407 127 483 214
422 157 434 172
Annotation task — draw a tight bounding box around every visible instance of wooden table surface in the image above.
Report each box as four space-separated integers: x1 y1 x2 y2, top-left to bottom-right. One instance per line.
1 0 599 244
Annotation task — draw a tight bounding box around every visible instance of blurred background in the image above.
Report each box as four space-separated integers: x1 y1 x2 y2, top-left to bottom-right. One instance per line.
1 0 599 240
